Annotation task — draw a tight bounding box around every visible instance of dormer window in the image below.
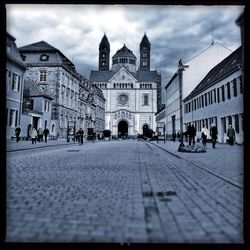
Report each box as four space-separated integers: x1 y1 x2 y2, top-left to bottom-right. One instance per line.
21 54 26 61
40 54 49 61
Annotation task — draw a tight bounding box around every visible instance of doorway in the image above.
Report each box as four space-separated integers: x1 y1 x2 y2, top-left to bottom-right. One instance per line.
32 117 39 130
143 124 149 137
118 120 128 137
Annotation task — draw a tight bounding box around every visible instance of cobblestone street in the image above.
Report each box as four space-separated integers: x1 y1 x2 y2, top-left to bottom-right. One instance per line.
6 140 243 243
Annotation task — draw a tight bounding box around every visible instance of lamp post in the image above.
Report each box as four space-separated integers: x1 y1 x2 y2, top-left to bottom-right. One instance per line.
178 59 189 147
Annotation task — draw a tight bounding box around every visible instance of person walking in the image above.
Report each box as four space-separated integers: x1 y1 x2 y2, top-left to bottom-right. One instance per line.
227 124 236 145
30 127 37 144
43 128 49 143
201 125 208 146
37 127 44 142
210 123 218 148
78 128 84 145
15 127 21 143
187 123 196 146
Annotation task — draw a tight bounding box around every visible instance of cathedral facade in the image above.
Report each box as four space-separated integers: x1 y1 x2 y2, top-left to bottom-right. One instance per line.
90 34 161 137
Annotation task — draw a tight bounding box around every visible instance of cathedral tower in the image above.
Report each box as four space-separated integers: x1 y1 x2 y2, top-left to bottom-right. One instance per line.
99 34 110 71
139 33 151 71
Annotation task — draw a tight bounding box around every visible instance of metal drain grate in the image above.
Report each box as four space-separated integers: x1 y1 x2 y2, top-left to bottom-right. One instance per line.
67 149 80 152
142 191 177 197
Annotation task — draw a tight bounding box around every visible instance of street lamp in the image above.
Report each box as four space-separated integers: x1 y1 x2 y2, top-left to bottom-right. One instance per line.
178 59 189 148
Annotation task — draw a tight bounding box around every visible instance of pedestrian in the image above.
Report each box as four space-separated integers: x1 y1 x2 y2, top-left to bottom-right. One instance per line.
15 127 21 143
187 123 196 146
201 125 208 146
210 123 218 148
227 124 236 145
30 127 37 144
43 128 49 143
172 131 176 142
37 127 44 142
93 132 96 142
78 128 84 145
75 130 79 143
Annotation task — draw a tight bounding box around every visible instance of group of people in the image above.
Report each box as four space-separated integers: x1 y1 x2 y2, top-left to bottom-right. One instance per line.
15 126 49 144
75 128 84 145
30 127 50 144
200 124 218 148
185 122 236 148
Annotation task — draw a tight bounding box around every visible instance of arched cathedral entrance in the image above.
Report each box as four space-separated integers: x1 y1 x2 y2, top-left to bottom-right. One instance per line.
118 120 128 138
143 124 149 137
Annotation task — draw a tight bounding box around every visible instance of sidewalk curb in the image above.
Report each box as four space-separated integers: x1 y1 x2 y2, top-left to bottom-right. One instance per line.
149 141 243 190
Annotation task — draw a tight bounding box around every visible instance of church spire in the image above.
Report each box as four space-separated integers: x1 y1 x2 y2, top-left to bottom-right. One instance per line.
99 33 110 71
140 33 151 71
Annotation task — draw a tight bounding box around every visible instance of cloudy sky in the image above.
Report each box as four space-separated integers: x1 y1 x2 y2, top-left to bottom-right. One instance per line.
6 4 244 90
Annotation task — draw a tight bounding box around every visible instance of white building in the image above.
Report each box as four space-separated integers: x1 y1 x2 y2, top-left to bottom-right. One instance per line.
90 34 161 137
165 43 232 139
183 47 243 144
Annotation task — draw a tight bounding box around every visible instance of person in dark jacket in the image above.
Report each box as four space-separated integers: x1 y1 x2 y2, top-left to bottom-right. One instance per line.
210 123 218 148
43 128 49 143
78 128 84 145
227 124 236 145
15 127 21 143
187 123 196 146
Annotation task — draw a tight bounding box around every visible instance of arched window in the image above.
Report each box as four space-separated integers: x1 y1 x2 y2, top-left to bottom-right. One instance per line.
143 94 149 105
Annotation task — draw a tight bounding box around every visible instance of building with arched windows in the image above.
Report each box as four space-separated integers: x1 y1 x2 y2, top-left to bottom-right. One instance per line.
90 34 161 137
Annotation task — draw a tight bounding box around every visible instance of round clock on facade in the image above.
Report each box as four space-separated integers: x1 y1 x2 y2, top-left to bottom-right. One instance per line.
118 94 128 105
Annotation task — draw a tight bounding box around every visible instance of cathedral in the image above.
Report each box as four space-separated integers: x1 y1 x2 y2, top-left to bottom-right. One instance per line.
90 34 161 137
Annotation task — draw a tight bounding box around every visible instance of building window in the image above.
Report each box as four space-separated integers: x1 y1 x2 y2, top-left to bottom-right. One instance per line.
235 114 239 133
40 54 49 61
221 85 225 101
142 61 147 67
233 79 237 97
201 95 204 107
227 82 231 99
238 75 243 93
12 73 20 92
44 100 50 112
217 88 220 103
143 94 149 105
101 61 106 66
142 53 147 58
9 109 17 127
39 70 47 82
213 89 216 103
223 117 226 132
228 116 232 126
205 93 207 106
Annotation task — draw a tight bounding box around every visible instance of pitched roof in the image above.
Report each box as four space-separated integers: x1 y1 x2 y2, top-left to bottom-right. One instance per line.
90 68 159 83
18 41 58 52
23 79 54 100
184 46 242 102
89 70 116 82
136 70 158 82
112 44 136 59
6 32 26 69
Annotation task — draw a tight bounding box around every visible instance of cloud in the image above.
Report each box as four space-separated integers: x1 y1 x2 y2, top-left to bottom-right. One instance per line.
6 4 243 94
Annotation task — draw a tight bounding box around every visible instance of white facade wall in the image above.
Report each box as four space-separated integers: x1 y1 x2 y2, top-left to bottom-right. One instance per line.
183 70 243 144
165 75 181 137
182 43 232 99
165 43 232 138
